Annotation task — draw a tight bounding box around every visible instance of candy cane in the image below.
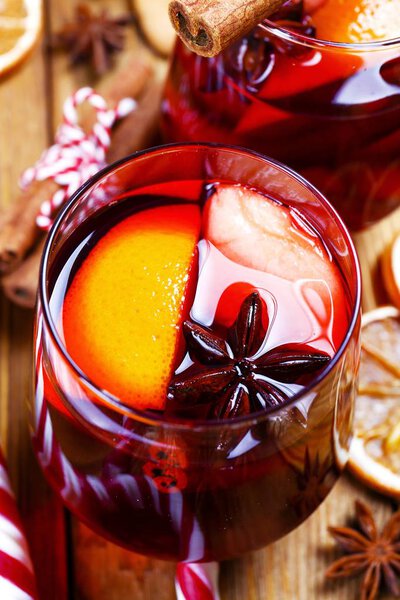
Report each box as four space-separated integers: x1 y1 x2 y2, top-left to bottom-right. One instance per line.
0 450 37 600
20 87 136 231
176 562 220 600
36 313 222 599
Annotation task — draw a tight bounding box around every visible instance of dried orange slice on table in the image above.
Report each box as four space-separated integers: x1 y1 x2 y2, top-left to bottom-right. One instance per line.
0 0 42 76
381 233 400 310
349 306 400 498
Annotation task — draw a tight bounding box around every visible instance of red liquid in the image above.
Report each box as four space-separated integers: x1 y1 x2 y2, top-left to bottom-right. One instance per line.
33 180 356 561
162 16 400 229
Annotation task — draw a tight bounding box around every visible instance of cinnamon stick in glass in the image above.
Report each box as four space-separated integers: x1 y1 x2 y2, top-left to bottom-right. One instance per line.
169 0 284 57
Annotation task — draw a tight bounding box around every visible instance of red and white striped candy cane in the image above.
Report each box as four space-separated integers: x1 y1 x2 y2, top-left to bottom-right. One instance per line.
36 314 222 600
20 87 136 231
176 562 220 600
0 450 37 600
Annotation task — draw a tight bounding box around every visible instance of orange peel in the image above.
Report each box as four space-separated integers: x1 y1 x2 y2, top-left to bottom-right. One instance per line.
0 0 42 76
381 234 400 310
62 204 201 412
311 0 400 43
348 306 400 499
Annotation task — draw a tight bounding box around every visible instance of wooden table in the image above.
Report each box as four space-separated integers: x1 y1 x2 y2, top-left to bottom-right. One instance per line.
0 1 399 598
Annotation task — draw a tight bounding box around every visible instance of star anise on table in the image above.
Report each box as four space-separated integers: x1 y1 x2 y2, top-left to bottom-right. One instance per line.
51 4 132 75
326 500 400 600
168 292 330 419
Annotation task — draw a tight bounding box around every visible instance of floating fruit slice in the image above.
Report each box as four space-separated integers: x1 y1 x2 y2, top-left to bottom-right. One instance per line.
203 184 349 350
204 184 340 288
63 204 201 411
349 306 400 498
382 234 400 310
311 0 400 43
0 0 42 76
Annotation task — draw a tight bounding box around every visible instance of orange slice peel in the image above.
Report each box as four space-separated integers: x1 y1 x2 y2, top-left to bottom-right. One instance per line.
311 0 400 43
0 0 42 76
62 204 201 413
381 234 400 310
348 306 400 499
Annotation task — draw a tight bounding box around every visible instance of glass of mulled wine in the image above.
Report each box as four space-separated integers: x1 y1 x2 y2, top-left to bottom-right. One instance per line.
33 144 361 563
162 3 400 231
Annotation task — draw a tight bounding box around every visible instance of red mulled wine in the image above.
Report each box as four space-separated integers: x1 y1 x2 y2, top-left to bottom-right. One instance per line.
162 1 400 230
33 146 360 562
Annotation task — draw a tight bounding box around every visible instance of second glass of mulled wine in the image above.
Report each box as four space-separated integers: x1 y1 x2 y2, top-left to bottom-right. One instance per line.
162 0 400 230
33 144 361 563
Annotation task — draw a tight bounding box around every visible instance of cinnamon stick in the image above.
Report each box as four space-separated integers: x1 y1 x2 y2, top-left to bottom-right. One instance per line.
2 238 46 309
168 0 284 57
0 57 152 275
0 180 58 274
2 74 164 309
106 81 163 163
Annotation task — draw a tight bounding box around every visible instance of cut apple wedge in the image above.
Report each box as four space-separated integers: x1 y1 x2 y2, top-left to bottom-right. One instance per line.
63 204 201 411
203 184 349 351
204 184 338 285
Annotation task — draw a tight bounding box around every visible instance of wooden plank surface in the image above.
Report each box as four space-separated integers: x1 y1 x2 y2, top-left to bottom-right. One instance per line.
0 1 399 598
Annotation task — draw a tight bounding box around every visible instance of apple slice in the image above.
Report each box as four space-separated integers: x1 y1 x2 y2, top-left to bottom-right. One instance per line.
203 184 348 350
63 204 201 412
204 184 338 286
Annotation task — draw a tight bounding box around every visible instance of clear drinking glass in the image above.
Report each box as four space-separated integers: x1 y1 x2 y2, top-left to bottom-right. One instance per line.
162 21 400 230
33 144 361 565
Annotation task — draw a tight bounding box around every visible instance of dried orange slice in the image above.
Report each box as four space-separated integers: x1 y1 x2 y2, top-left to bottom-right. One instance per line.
312 0 400 43
348 306 400 498
0 0 42 76
381 234 400 310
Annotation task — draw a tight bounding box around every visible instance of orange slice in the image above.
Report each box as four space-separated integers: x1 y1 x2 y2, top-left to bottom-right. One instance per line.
311 0 400 43
348 306 400 498
62 204 201 412
0 0 42 76
381 234 400 310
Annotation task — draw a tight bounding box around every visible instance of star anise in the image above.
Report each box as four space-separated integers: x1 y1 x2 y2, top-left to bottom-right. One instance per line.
326 501 400 600
290 448 333 517
168 292 330 419
51 4 132 75
225 34 275 94
223 1 316 94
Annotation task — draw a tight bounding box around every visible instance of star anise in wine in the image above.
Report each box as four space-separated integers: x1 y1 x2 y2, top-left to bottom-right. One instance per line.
51 4 132 75
224 1 316 93
225 34 275 94
168 292 330 419
326 501 400 600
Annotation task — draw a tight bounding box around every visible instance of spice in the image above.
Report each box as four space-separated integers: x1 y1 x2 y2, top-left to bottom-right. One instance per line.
0 58 155 307
289 449 332 517
52 4 132 75
168 0 285 58
326 500 400 600
168 292 330 418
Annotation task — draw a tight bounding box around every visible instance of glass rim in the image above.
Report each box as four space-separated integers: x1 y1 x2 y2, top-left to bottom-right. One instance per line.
260 19 400 52
39 142 362 432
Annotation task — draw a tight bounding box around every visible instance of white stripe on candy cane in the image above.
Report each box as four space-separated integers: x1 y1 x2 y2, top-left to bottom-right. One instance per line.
0 453 37 600
0 515 33 569
0 465 13 494
175 562 220 600
20 88 136 232
0 577 34 600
